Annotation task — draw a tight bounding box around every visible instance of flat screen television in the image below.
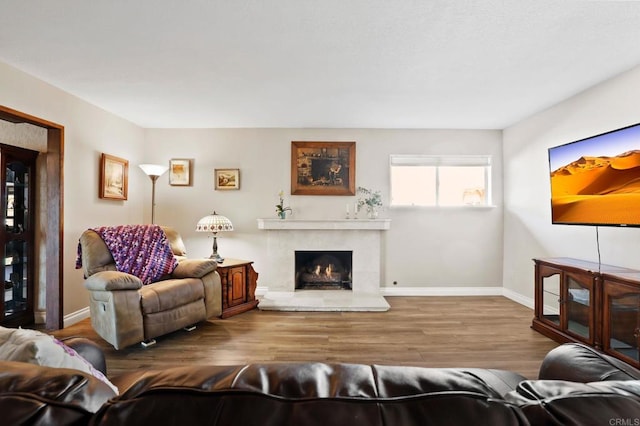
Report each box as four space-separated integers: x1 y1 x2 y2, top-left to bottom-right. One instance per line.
548 122 640 227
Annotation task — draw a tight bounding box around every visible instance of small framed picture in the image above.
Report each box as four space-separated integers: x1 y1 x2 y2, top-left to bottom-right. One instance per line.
99 153 128 200
169 158 192 186
215 168 240 190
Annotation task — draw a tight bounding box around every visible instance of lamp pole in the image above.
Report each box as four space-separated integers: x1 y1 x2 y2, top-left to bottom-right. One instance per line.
150 174 160 224
139 164 169 225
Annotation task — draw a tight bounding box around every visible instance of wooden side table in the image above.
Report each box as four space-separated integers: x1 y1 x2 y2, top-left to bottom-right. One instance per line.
216 258 259 318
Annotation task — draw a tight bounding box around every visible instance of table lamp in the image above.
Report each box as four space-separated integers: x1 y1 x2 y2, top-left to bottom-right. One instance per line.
196 211 234 262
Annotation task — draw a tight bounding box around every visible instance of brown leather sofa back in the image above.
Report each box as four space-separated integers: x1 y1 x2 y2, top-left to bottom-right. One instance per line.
95 363 529 426
4 342 640 425
539 342 640 381
0 361 116 426
507 379 640 426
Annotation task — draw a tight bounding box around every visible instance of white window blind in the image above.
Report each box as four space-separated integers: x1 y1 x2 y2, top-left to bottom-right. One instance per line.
390 155 492 207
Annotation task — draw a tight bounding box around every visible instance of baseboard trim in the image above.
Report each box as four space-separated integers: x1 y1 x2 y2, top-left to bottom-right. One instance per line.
381 286 504 296
63 307 90 328
502 288 534 309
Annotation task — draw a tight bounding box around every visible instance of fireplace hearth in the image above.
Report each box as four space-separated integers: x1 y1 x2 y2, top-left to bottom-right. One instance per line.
295 251 352 290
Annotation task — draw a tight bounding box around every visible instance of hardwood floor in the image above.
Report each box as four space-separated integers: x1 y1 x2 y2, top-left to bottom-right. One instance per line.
52 296 559 380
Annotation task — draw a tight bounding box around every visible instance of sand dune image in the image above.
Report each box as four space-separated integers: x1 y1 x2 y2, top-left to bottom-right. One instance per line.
551 150 640 224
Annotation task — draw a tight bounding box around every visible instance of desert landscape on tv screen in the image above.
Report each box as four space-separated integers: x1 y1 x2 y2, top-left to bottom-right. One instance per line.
550 125 640 225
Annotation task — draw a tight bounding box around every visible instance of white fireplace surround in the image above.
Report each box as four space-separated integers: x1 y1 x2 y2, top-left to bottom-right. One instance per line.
257 218 391 311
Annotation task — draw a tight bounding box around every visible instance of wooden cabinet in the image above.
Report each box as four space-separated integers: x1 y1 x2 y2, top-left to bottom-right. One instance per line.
533 258 599 347
601 272 640 366
1 144 38 327
216 259 259 318
533 258 640 368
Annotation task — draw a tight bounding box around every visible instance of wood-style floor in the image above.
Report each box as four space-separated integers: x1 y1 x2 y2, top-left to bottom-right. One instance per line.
52 296 559 380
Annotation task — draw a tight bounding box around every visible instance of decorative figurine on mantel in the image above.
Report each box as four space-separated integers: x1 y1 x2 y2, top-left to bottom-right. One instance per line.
276 190 293 219
357 186 383 219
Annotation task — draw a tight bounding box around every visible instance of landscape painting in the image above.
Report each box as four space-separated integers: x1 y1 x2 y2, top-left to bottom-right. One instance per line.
549 124 640 225
100 153 128 200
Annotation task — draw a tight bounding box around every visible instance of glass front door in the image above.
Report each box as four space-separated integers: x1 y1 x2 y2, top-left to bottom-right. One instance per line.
566 275 591 341
1 146 36 326
606 287 640 363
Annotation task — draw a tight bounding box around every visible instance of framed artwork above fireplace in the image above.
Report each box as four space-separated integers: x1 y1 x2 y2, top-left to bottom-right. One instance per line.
291 141 355 195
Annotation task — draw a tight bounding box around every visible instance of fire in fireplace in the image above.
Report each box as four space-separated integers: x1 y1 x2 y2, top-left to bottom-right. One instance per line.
295 250 352 290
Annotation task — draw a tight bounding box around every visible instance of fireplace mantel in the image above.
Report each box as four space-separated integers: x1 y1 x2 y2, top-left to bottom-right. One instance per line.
256 218 391 312
257 218 391 231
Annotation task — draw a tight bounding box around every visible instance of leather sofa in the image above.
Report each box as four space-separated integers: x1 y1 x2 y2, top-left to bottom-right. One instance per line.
78 226 222 349
1 339 639 425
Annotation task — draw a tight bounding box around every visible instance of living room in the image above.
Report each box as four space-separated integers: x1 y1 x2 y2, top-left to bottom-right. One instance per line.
1 4 640 330
3 2 640 423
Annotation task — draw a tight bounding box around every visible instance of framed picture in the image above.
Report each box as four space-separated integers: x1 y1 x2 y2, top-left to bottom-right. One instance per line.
99 153 128 200
215 168 240 190
169 158 192 186
291 141 356 195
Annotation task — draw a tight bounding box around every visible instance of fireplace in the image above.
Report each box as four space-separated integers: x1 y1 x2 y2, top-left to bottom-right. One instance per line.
295 251 352 290
257 218 391 311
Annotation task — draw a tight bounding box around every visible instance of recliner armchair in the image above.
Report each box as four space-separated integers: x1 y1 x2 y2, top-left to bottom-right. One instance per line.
78 226 222 349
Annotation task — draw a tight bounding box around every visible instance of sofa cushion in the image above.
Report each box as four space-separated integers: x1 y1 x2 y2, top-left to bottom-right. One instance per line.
506 379 640 426
99 363 529 426
539 343 640 381
139 278 205 315
0 360 117 421
0 326 118 394
112 363 524 400
94 389 528 426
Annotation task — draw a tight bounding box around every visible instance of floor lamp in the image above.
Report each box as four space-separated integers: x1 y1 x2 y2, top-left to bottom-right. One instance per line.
139 164 168 224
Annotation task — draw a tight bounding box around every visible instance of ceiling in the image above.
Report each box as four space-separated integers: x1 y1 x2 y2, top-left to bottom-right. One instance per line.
1 1 640 129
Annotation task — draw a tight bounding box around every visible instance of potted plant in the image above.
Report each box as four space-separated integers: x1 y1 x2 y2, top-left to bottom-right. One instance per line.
357 187 383 219
276 190 292 219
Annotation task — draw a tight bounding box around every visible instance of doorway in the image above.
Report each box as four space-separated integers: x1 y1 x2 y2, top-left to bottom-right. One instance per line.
0 105 63 329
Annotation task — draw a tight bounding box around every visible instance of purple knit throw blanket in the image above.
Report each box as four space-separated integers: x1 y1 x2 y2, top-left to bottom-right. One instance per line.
79 225 178 285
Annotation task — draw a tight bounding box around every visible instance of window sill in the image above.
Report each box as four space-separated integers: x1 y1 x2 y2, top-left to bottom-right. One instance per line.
389 205 498 209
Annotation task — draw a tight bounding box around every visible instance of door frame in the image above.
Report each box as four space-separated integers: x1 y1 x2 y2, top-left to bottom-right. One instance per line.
0 105 64 329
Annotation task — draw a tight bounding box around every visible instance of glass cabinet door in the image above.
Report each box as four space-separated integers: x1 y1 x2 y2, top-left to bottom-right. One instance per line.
565 274 592 341
5 160 30 234
1 145 37 327
541 272 561 326
4 240 28 316
535 262 595 346
604 282 640 363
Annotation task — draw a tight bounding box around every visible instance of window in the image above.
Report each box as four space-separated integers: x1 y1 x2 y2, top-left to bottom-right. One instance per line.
390 155 492 207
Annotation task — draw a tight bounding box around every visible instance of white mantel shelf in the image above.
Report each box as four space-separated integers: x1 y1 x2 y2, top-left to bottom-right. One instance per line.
257 218 391 230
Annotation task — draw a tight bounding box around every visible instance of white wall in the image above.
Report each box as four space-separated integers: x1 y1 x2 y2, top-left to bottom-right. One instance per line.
145 128 504 290
0 61 146 317
503 65 640 305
